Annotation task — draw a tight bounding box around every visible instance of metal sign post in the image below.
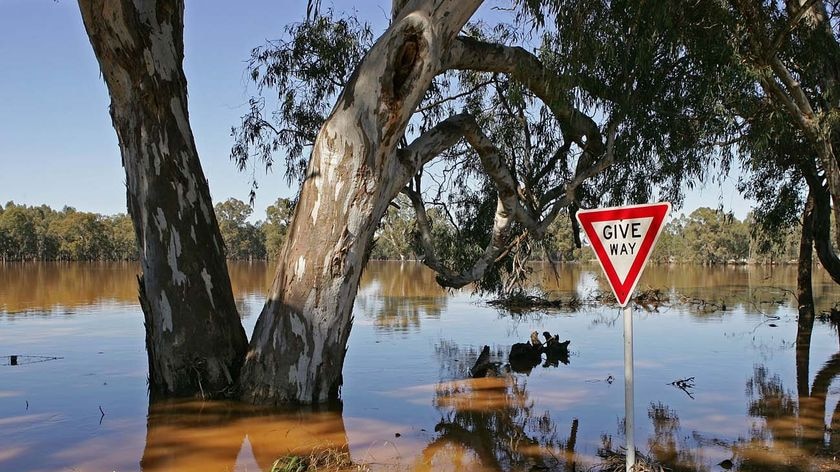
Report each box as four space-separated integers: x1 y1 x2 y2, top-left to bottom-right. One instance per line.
623 304 635 471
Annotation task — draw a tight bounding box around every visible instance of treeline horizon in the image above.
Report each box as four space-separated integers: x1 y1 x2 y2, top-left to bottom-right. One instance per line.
0 199 800 265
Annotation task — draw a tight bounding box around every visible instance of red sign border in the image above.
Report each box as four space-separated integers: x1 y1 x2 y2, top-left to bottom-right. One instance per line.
575 202 671 307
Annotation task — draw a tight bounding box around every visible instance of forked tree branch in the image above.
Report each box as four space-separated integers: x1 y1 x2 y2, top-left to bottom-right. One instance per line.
398 114 613 288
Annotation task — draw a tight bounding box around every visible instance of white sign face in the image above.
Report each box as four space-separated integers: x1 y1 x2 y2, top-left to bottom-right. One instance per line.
575 203 671 307
589 217 653 282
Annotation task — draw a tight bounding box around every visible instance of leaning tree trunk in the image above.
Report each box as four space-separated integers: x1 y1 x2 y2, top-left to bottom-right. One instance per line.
239 0 482 404
809 182 840 284
78 0 247 398
796 192 816 397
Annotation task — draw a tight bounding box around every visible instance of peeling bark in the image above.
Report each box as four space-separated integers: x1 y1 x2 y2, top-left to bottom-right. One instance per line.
78 0 247 398
240 0 483 404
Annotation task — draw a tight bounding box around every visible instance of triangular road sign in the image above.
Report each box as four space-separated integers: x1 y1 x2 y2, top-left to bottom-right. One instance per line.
575 202 671 307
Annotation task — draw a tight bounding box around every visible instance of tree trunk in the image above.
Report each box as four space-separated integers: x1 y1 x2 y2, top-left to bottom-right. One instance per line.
239 0 482 404
78 0 247 398
796 192 816 397
809 182 840 284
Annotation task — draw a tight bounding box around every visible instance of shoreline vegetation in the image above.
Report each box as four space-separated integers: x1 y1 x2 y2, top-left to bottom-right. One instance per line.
0 199 801 265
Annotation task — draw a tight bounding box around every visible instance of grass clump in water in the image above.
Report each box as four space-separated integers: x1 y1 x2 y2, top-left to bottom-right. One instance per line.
270 448 370 472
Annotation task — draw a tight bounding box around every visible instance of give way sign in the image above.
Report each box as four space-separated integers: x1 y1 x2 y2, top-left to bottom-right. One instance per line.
575 202 671 307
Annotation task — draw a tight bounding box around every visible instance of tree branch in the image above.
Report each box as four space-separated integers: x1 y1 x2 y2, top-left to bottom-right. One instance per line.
405 186 520 288
443 37 605 157
416 79 493 113
771 0 821 54
398 113 613 288
770 57 817 119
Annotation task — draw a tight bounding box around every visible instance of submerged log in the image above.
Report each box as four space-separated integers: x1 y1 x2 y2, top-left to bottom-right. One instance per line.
509 331 571 372
543 332 571 366
470 346 502 378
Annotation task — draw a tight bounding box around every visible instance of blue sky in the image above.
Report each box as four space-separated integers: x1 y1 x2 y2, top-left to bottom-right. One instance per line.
0 0 751 220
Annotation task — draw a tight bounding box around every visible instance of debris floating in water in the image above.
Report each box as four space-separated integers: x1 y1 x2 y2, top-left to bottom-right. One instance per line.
668 376 696 399
2 355 63 366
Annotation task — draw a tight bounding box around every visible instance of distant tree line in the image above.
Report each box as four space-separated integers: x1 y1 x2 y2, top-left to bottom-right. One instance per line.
546 207 801 265
0 202 136 261
0 199 800 265
371 203 803 266
0 198 294 262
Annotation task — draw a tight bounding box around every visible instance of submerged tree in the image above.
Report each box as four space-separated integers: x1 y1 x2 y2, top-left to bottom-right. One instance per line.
78 0 248 398
232 0 737 403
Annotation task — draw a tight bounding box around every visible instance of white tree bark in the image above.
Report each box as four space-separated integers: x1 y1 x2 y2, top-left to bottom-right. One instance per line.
78 0 248 398
240 0 484 404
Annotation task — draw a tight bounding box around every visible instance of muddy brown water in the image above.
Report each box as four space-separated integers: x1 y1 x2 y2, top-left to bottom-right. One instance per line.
1 261 840 471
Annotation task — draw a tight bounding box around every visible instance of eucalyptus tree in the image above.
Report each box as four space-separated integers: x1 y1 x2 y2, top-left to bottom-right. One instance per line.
78 0 248 398
711 0 840 281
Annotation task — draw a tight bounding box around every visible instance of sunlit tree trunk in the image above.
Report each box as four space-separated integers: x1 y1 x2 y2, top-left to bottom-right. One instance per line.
78 0 247 397
239 0 483 404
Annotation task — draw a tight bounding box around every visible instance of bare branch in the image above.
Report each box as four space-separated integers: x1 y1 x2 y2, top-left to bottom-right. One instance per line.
538 120 618 209
770 57 816 119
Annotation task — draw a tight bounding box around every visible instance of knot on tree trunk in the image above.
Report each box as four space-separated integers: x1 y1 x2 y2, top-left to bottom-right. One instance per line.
387 26 426 106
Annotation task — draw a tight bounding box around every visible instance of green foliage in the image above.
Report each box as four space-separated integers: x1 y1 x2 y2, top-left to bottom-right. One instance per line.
214 198 266 261
0 199 299 262
539 211 587 262
262 197 295 260
370 196 417 261
0 202 137 261
516 0 746 208
229 1 838 293
230 10 373 190
648 208 799 265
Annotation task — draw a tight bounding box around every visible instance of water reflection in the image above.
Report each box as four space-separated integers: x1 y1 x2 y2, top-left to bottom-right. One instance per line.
3 261 840 472
533 262 840 315
141 401 348 472
422 342 580 471
645 402 708 471
3 261 836 321
0 261 274 315
356 263 448 333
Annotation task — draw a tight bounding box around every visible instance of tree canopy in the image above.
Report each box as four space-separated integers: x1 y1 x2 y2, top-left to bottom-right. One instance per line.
230 0 840 292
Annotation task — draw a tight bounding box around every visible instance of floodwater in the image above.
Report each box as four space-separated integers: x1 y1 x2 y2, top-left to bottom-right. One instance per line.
1 261 840 471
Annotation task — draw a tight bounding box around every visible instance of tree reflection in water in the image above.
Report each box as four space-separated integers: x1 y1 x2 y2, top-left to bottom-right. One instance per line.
140 400 349 472
356 262 448 333
419 340 580 471
743 350 840 470
610 352 840 472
